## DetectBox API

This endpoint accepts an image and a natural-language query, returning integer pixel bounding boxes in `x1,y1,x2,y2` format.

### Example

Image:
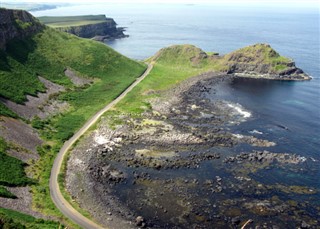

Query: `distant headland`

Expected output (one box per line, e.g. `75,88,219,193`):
37,15,128,42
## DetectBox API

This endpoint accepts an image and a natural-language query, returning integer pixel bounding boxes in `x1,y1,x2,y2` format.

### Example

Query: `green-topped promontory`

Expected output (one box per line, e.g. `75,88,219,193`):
38,15,128,41
150,44,311,80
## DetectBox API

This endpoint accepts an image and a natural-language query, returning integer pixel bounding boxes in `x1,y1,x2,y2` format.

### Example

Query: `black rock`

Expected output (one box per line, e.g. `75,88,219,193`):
231,217,241,225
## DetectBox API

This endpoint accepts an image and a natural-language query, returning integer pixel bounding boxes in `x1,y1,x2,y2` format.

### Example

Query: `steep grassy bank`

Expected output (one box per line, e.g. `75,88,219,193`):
0,9,146,227
0,137,32,190
17,28,145,220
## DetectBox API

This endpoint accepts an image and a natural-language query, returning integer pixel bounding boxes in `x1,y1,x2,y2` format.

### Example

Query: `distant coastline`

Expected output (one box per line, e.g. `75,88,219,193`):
0,2,67,12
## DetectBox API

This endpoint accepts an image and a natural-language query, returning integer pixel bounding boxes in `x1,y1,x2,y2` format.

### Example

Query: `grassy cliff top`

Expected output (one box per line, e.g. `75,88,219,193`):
151,44,207,63
37,15,113,28
151,43,295,73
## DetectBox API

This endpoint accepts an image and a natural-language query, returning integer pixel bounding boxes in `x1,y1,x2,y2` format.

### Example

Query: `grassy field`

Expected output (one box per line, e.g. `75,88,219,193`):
0,208,62,228
38,15,109,28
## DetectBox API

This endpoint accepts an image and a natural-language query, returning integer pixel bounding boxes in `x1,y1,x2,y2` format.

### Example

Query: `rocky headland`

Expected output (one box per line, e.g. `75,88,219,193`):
151,43,311,81
38,15,128,41
221,44,311,80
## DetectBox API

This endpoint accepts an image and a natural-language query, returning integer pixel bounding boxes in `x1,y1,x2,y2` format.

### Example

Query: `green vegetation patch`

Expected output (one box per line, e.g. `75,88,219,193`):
15,19,32,30
0,137,33,186
0,208,62,229
0,186,16,198
0,102,18,118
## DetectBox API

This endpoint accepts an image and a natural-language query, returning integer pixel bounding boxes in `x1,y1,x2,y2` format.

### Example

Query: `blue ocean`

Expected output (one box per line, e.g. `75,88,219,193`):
33,3,319,227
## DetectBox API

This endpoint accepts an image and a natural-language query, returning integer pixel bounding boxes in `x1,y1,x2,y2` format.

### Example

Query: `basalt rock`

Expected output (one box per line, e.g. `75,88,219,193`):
221,44,311,80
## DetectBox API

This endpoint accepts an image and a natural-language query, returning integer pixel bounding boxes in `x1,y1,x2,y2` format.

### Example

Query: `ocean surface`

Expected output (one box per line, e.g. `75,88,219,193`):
33,3,320,226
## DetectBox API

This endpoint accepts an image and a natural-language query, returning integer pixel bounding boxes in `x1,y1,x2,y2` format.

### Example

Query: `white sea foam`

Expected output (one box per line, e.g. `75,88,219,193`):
249,129,263,135
298,156,307,163
310,157,318,162
227,103,252,118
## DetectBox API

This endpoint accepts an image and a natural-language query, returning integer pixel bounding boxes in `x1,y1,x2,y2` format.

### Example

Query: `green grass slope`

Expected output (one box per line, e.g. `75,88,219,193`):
115,44,214,114
0,15,145,226
1,26,146,139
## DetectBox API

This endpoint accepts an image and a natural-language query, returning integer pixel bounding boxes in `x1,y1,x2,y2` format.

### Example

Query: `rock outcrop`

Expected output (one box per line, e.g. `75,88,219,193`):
221,44,311,80
0,9,44,50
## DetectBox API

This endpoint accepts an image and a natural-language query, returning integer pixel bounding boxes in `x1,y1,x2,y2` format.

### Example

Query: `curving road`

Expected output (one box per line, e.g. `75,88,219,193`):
50,64,153,229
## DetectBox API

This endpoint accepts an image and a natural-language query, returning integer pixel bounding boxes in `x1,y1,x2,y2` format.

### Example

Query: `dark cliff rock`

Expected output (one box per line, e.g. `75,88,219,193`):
55,17,128,41
220,44,310,80
0,9,44,50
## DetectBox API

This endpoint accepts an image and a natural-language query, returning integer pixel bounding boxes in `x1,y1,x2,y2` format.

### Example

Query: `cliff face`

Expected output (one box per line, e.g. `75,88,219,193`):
0,9,44,50
56,19,127,41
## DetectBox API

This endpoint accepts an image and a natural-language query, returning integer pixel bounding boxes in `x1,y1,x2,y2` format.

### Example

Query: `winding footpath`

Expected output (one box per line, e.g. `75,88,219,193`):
49,64,153,229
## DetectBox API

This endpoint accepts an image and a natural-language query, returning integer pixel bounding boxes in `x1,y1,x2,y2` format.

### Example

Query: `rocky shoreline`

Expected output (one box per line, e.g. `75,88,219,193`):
66,72,319,228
